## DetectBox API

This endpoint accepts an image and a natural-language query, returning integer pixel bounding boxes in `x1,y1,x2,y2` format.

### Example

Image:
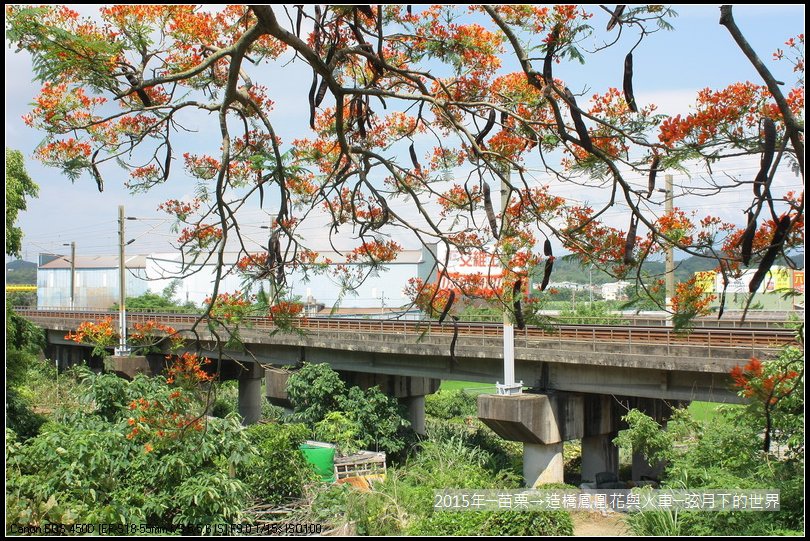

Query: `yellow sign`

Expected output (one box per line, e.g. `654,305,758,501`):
766,267,792,292
5,284,36,292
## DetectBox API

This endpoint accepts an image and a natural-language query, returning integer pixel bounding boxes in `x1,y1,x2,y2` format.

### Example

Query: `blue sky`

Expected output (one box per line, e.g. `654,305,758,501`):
5,5,805,263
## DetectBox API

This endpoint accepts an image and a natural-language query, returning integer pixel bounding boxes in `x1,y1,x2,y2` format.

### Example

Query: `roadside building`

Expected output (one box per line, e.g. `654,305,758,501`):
37,254,147,310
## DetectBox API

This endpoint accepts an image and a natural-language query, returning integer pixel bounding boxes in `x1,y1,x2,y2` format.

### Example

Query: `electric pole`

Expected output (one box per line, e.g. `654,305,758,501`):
115,205,130,356
70,241,75,310
63,241,75,309
497,167,522,396
665,174,675,325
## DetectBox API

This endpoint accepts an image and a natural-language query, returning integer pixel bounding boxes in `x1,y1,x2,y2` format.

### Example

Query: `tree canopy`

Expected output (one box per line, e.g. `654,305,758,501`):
6,148,39,258
5,5,804,332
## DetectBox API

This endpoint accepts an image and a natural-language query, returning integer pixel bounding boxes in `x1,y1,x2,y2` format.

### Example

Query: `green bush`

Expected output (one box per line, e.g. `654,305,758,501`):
286,363,412,456
6,373,256,528
411,510,574,536
314,411,361,455
286,363,346,424
341,386,412,456
5,388,46,439
425,389,477,419
211,397,236,418
619,375,804,537
244,422,313,504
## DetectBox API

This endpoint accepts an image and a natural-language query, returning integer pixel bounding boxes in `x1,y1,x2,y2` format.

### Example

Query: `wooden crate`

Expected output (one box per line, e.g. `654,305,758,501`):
334,451,386,481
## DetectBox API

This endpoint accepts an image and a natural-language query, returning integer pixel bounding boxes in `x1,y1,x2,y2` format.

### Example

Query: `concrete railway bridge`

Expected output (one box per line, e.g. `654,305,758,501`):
18,308,800,486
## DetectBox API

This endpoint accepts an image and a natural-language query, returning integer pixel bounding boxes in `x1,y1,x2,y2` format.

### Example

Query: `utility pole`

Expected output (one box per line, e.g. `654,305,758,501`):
497,167,522,396
665,174,675,325
70,241,75,310
115,205,130,356
63,241,75,309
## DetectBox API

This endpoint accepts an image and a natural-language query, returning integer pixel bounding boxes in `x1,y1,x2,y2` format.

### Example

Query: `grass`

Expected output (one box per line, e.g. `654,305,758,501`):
688,401,741,423
439,380,497,395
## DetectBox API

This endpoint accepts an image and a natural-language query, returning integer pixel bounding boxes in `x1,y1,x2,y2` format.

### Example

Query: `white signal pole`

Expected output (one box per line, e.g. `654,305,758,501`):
497,167,522,396
115,205,130,356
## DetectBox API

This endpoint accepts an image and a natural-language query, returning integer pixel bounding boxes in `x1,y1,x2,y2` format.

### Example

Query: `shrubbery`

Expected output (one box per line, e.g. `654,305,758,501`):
5,368,312,529
425,389,477,419
618,344,804,536
287,363,412,456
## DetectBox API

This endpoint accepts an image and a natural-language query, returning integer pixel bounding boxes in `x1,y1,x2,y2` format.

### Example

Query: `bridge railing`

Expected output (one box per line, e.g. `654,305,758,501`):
21,306,800,329
18,308,799,361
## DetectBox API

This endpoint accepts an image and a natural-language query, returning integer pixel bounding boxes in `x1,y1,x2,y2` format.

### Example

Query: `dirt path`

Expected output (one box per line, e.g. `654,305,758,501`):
571,511,629,537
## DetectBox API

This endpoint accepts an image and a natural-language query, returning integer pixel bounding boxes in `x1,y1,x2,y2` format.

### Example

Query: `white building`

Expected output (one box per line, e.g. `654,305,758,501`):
601,280,631,301
37,254,148,310
38,245,438,313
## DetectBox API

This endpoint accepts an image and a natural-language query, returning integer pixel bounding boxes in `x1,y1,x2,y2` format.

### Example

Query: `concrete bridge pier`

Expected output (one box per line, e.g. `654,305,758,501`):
402,395,426,435
580,394,620,483
478,393,584,487
626,398,680,481
237,363,265,425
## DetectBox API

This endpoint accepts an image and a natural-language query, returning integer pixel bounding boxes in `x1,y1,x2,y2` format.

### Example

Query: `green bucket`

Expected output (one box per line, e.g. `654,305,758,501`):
299,443,336,482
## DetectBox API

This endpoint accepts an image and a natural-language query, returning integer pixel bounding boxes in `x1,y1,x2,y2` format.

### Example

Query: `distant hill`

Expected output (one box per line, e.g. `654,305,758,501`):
6,260,37,284
532,253,803,286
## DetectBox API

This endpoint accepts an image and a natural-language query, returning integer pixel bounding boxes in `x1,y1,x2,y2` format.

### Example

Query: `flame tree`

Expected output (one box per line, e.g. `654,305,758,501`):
6,5,804,337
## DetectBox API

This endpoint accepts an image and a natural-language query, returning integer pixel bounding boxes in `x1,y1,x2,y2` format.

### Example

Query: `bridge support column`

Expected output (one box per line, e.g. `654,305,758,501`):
265,368,293,408
104,355,151,379
402,395,426,435
581,435,619,483
623,397,680,482
238,364,265,426
478,392,583,487
580,394,620,483
524,442,565,486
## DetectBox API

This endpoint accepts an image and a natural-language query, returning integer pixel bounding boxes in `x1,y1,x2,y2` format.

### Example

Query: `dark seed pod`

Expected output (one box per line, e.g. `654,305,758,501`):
267,230,279,270
482,182,499,238
740,211,756,266
761,117,776,171
754,117,776,198
540,257,554,292
647,156,660,197
748,214,792,293
438,290,455,324
409,143,421,171
513,279,525,330
163,139,172,182
314,77,329,107
295,7,303,37
606,5,626,31
91,149,103,192
544,239,553,257
406,5,412,16
308,72,318,129
475,108,496,148
501,109,508,126
564,87,592,152
543,25,559,84
623,52,638,113
623,214,638,265
356,99,367,138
